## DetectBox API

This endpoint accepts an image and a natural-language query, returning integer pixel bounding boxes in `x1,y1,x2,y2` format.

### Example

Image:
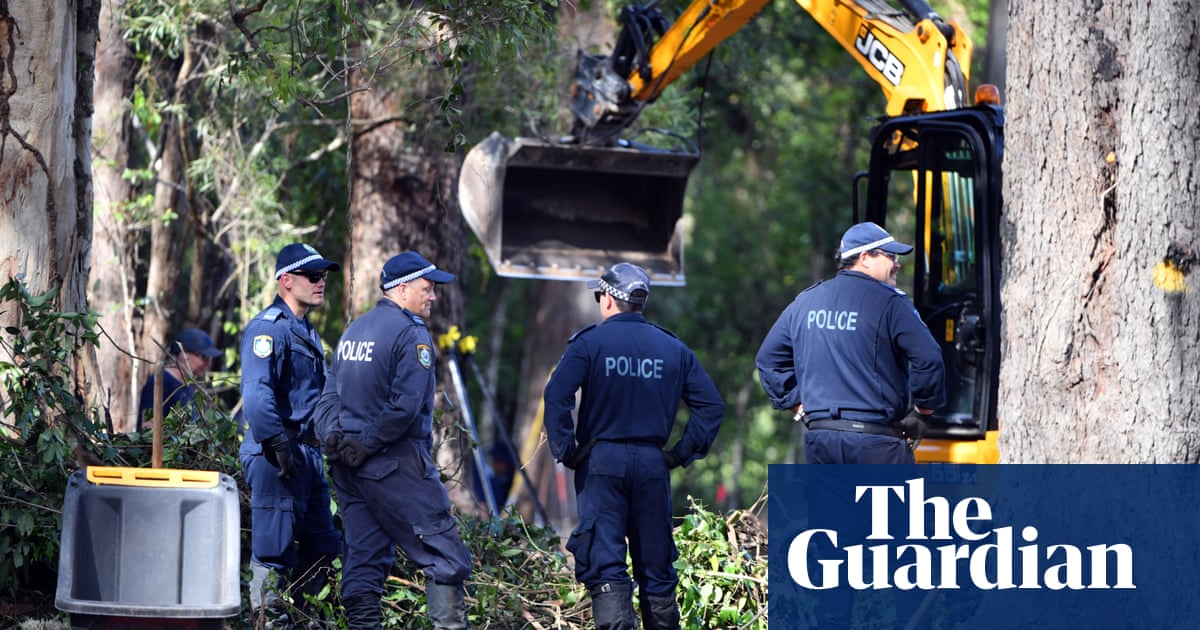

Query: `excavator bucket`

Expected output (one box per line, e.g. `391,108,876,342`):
458,132,700,285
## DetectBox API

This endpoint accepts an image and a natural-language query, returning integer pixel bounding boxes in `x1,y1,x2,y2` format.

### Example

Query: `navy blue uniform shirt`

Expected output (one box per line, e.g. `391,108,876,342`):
543,312,724,467
755,270,945,421
137,370,196,429
319,299,437,454
240,296,328,443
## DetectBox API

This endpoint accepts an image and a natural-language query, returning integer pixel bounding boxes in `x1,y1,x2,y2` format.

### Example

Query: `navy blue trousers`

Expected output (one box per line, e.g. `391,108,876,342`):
567,441,677,597
331,439,473,600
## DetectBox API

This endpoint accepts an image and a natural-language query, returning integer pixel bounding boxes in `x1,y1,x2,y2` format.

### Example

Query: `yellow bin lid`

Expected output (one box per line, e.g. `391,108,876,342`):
86,466,221,489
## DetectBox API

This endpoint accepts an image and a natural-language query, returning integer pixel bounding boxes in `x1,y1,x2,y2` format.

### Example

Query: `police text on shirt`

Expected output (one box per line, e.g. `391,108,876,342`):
604,356,664,379
807,309,858,331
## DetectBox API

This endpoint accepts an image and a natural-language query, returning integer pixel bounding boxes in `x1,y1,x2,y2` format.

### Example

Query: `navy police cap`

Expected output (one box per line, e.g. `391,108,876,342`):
838,222,914,260
588,262,650,305
275,243,341,279
381,251,455,290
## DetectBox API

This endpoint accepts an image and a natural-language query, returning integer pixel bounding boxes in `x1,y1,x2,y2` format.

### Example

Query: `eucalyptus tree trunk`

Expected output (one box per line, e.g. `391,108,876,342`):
88,0,139,430
139,49,198,401
0,0,100,456
0,0,95,312
1000,0,1200,462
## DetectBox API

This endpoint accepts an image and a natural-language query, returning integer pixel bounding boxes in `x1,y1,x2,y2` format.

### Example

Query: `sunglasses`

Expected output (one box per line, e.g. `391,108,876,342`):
291,270,328,283
871,250,898,262
594,291,605,303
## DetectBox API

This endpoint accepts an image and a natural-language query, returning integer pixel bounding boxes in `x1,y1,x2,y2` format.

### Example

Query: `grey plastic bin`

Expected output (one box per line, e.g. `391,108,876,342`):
54,467,241,624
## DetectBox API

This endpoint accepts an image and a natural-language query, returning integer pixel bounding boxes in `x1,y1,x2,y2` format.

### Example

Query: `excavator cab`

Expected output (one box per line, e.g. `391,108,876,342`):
862,104,1005,464
458,132,698,284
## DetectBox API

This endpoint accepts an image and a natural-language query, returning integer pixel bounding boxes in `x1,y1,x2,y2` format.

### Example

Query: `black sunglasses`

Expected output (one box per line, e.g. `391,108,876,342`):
594,291,604,303
291,270,328,283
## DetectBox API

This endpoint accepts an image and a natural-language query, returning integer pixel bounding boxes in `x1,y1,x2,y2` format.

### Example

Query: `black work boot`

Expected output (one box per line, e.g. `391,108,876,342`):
342,593,383,630
291,555,336,628
426,581,470,629
590,583,637,630
640,593,680,630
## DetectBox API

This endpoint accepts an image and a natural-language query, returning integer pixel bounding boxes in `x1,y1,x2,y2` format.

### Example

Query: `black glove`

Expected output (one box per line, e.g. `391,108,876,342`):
323,432,344,465
263,433,297,479
337,437,368,468
562,439,597,470
663,450,683,470
898,410,928,442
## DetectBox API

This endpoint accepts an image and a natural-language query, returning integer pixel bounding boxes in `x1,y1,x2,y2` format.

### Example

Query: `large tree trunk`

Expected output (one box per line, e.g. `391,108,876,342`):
0,1,99,447
139,49,198,403
88,0,138,430
0,1,95,310
1000,0,1200,462
508,283,595,528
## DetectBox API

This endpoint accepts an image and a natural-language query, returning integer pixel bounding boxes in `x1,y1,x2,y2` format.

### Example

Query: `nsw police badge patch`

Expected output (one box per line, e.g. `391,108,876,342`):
253,335,273,358
416,344,433,369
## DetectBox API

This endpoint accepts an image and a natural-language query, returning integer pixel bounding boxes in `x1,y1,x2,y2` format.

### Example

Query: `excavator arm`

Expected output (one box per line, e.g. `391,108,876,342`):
458,0,974,283
571,0,971,145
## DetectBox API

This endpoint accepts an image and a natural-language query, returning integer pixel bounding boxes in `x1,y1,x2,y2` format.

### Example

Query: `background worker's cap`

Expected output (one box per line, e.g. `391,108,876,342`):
588,262,650,305
175,328,222,358
381,251,455,290
275,243,341,279
838,221,914,259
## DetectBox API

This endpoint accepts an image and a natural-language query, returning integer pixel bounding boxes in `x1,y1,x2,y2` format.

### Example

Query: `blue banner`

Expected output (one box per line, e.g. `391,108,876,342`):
767,465,1200,629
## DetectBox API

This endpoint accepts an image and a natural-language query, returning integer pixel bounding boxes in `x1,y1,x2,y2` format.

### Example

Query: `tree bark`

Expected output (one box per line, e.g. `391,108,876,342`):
88,0,138,429
1,0,99,451
139,45,197,398
1000,0,1200,462
0,1,94,311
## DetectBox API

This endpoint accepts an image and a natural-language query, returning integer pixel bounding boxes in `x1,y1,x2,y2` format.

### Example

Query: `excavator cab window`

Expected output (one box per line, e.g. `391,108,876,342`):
864,109,1003,450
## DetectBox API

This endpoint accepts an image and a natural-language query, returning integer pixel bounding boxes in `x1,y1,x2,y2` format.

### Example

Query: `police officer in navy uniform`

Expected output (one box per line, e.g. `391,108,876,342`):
315,251,472,630
239,242,343,626
543,262,725,630
755,221,945,464
755,222,944,629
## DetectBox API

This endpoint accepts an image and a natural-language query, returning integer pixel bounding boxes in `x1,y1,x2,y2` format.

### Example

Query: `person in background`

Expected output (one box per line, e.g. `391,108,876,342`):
315,251,472,630
238,242,343,627
137,327,222,429
542,262,725,630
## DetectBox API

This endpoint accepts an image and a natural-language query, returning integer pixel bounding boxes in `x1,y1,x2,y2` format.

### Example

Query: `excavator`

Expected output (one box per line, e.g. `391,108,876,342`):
457,0,1003,465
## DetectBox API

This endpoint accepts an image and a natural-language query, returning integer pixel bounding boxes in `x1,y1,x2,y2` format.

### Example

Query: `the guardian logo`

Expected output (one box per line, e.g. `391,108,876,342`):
786,478,1135,591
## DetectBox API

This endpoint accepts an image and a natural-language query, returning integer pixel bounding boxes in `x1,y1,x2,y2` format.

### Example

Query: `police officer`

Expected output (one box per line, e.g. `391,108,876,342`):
543,262,725,630
315,251,472,630
755,222,945,627
239,242,342,625
756,222,945,463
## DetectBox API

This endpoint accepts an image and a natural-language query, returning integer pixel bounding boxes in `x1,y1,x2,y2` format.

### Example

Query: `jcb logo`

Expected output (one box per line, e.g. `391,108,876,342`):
855,26,905,86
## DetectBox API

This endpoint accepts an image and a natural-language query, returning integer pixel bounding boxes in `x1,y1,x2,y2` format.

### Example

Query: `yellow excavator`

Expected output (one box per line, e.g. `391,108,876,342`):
458,0,1003,464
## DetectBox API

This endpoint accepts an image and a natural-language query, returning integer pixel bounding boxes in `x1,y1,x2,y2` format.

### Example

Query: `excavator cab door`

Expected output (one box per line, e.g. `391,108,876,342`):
863,107,1004,463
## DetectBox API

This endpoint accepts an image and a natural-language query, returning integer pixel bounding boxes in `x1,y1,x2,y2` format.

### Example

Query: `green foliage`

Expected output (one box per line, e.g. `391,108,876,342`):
0,275,242,600
0,277,107,595
673,497,769,629
263,498,769,629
